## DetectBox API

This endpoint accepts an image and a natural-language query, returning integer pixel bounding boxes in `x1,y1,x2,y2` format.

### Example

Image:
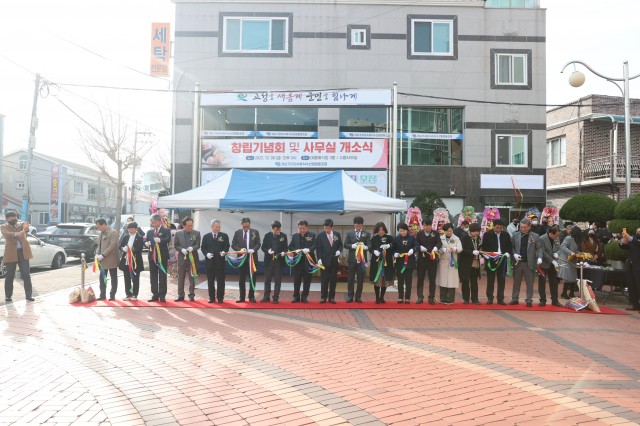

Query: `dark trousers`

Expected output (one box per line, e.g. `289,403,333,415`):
416,259,438,300
396,265,413,300
539,266,559,303
486,268,506,302
320,259,338,300
99,268,118,299
293,265,312,298
123,269,140,297
628,266,640,308
347,260,366,299
4,249,33,299
177,258,196,298
238,260,255,301
206,259,226,302
461,267,480,302
263,261,282,300
149,259,168,299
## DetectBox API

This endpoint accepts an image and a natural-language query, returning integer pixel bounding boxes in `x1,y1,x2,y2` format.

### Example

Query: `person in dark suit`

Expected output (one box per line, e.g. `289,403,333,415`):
458,223,482,304
416,218,443,304
119,221,145,301
511,218,543,307
316,219,343,304
288,220,316,303
538,226,562,307
174,216,201,302
231,217,261,303
453,220,470,240
393,222,419,303
201,219,230,303
369,222,395,304
145,214,172,302
261,220,288,304
620,227,640,311
480,219,512,305
343,216,371,303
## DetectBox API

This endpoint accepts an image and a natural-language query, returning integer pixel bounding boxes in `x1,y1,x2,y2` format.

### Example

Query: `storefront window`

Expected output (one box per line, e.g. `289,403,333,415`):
339,107,388,135
256,107,318,134
202,107,255,133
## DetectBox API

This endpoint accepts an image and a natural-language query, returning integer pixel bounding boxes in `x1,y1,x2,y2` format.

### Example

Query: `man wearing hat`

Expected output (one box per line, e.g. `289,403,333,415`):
316,219,343,304
231,217,261,303
260,220,288,304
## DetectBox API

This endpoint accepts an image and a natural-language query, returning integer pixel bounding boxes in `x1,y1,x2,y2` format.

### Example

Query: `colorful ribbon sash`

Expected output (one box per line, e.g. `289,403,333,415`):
373,248,388,282
187,251,198,284
480,251,512,277
224,250,257,291
93,257,108,284
395,252,410,274
152,241,167,275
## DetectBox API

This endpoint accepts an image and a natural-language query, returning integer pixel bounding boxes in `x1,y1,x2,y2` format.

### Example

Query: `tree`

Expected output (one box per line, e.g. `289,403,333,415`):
77,108,137,232
608,193,640,233
559,194,616,224
410,189,446,219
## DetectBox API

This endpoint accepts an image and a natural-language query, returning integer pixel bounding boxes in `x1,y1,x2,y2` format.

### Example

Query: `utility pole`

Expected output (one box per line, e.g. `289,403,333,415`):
130,125,153,214
0,115,4,212
22,73,41,222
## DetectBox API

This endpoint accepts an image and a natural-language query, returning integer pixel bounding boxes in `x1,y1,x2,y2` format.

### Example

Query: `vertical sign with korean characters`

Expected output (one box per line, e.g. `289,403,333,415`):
50,164,60,225
150,23,170,77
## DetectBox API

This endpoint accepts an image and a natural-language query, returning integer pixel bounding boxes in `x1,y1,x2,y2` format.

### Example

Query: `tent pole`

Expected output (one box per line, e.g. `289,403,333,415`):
391,82,398,232
191,82,201,190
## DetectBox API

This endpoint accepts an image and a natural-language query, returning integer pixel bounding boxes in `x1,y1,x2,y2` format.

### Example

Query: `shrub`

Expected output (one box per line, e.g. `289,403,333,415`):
559,194,616,224
613,193,640,220
604,241,629,262
607,219,640,234
410,190,446,219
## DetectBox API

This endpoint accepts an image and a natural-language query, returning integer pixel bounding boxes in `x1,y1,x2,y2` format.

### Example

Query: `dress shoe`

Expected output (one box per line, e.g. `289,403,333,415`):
175,297,185,302
272,299,279,304
509,300,519,305
188,296,195,302
346,297,353,303
538,302,546,307
560,293,569,300
301,296,308,304
355,298,363,303
404,299,410,304
291,297,300,303
551,300,563,307
159,298,166,302
625,306,640,311
486,299,493,305
236,299,245,303
148,297,159,302
260,298,270,303
472,300,481,305
208,299,215,303
497,301,507,306
97,297,106,301
320,298,327,304
26,297,35,302
463,300,469,304
398,300,404,304
108,297,115,301
329,298,336,304
526,301,533,308
428,298,435,305
375,299,381,304
249,298,257,303
416,297,424,304
5,298,12,302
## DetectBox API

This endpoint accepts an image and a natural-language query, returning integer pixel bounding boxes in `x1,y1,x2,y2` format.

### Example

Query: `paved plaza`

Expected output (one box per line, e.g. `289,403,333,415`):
1,271,640,425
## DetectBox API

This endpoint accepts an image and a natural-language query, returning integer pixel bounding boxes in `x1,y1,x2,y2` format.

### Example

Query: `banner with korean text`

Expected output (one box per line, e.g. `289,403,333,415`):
150,23,170,77
201,139,388,169
49,164,61,225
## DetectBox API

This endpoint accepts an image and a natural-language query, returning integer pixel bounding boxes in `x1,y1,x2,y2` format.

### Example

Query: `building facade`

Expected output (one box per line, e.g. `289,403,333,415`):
172,0,546,220
2,150,118,228
546,95,640,208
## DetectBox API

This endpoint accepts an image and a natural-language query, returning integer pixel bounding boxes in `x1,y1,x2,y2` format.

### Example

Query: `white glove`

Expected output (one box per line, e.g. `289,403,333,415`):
537,258,543,265
351,243,358,249
248,249,254,254
363,246,368,251
268,248,274,254
302,248,310,254
513,254,522,261
145,242,151,248
206,253,213,259
187,247,193,252
220,251,226,256
441,247,447,253
280,252,285,257
373,250,380,257
553,253,559,259
504,253,510,258
335,250,340,257
317,259,323,266
583,262,591,267
382,244,390,250
394,252,400,258
420,246,427,252
154,237,161,243
181,248,188,255
122,247,128,253
408,249,414,256
497,251,502,255
473,250,479,256
552,260,559,268
97,255,104,261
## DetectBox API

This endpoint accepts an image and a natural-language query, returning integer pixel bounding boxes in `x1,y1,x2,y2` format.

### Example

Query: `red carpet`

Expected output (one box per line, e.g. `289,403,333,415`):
71,299,626,314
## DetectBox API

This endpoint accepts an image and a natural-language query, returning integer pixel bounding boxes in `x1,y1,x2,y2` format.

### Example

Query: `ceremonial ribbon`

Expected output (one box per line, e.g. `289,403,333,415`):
305,252,324,273
429,250,439,261
93,257,108,284
248,252,257,291
224,250,257,291
536,265,546,278
396,253,410,274
373,248,387,282
449,251,458,269
284,250,303,267
153,241,167,275
355,243,367,266
187,252,198,281
480,251,511,277
127,246,137,277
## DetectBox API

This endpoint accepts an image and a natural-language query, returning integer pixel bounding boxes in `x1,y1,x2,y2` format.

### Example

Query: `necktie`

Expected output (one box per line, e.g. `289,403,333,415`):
244,230,249,248
329,233,333,246
155,228,158,238
357,231,361,239
496,232,501,252
213,233,217,240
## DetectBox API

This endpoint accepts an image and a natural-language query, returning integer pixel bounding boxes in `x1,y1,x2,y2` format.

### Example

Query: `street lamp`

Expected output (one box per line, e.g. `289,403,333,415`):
561,60,640,198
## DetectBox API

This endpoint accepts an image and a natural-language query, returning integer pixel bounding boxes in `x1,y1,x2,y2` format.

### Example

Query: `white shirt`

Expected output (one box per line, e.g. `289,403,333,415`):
127,234,135,248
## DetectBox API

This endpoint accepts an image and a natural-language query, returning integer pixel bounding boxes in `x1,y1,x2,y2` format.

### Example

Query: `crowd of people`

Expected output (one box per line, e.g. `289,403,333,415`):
2,211,639,311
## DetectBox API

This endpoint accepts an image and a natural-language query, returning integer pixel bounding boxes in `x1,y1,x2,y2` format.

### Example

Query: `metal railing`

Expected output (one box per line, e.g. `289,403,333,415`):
584,154,640,180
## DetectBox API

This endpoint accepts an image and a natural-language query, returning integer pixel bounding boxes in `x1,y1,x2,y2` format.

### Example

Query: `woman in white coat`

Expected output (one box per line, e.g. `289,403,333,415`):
437,223,463,304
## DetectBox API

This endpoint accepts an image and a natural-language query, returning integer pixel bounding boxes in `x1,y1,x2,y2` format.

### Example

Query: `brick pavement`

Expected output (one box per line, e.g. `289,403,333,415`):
1,273,640,425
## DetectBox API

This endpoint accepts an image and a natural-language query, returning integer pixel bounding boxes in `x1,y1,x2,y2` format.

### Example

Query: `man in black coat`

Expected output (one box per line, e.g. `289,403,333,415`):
119,221,145,301
260,220,288,304
416,218,442,304
288,219,316,303
480,219,512,305
343,216,371,303
316,219,343,304
538,226,562,307
145,214,172,302
231,217,261,303
201,219,230,303
620,227,640,311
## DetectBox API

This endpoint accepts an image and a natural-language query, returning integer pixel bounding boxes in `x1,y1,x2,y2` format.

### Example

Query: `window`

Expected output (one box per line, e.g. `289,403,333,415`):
408,15,457,59
74,181,83,194
257,107,318,135
88,185,97,201
221,14,291,56
38,212,50,225
339,107,388,135
19,155,28,170
347,25,370,50
352,30,366,45
491,49,532,90
496,134,527,167
547,137,566,167
16,182,25,190
485,0,540,8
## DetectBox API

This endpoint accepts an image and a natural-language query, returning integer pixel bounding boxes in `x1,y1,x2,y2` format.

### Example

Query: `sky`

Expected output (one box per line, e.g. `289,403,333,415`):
1,0,640,179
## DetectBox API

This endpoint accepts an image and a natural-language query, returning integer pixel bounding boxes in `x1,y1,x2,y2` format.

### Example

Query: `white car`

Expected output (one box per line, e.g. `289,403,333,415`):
0,235,67,278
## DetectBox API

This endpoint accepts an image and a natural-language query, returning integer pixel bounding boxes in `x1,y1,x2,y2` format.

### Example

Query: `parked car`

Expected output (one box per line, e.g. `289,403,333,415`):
47,223,100,259
0,235,67,278
36,225,57,240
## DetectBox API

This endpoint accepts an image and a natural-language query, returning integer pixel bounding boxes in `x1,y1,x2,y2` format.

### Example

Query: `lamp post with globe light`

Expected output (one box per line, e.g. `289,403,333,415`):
561,60,640,198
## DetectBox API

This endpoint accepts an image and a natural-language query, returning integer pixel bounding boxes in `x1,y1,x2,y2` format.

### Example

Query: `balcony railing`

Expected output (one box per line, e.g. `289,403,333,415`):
583,155,640,180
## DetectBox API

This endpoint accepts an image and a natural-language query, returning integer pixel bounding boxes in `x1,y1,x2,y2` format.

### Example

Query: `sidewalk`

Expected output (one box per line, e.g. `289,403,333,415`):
1,273,639,425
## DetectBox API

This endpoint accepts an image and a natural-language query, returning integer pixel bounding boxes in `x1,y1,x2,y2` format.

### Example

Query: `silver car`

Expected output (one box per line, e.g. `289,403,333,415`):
0,235,67,278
